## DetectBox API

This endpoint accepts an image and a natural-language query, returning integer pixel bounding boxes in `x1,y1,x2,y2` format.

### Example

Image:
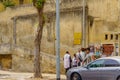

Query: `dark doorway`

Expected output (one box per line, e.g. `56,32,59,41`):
0,54,12,70
19,0,24,5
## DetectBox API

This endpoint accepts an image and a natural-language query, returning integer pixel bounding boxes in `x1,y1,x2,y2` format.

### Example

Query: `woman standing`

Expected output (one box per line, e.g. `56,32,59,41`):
72,54,77,67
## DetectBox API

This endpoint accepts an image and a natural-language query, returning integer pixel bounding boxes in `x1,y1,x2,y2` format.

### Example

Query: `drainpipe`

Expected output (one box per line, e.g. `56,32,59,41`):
13,18,16,45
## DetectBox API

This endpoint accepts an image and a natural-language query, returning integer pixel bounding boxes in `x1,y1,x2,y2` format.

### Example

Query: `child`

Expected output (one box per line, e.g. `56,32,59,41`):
72,54,77,67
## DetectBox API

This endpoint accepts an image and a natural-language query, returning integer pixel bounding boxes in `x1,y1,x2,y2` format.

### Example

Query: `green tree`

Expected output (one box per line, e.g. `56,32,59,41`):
32,0,45,78
3,0,15,8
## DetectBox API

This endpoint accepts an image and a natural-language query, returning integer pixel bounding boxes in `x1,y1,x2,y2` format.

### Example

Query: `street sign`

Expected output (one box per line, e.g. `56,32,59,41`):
74,33,81,45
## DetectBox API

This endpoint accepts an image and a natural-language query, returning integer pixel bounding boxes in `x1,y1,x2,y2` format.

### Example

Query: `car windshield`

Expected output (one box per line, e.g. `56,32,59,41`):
82,59,105,68
83,58,120,68
88,59,104,68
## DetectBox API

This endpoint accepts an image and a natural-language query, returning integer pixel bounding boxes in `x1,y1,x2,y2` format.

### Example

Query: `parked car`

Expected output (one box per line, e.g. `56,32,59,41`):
67,56,120,80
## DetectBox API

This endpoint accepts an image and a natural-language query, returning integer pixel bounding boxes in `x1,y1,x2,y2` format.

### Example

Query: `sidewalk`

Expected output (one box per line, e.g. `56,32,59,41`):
0,70,66,80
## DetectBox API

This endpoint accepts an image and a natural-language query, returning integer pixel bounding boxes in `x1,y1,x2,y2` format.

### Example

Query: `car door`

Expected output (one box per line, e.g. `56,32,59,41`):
81,59,104,80
100,59,120,80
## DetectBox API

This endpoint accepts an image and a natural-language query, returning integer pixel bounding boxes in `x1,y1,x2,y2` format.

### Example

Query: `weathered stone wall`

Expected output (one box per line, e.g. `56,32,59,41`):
88,0,119,21
12,47,34,72
0,21,13,44
14,9,83,56
16,17,36,49
0,0,120,72
60,11,82,46
0,3,84,72
87,0,120,47
0,43,64,73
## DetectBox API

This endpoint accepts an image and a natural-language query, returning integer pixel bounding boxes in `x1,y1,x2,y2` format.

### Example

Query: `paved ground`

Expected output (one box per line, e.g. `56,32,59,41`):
0,70,66,80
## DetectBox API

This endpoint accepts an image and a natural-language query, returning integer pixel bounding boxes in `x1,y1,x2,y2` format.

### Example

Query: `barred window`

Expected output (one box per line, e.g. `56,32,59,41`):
105,34,108,40
110,34,113,40
115,34,118,40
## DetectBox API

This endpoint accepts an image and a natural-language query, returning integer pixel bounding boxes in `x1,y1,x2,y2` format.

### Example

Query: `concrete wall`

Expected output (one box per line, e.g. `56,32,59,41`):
0,0,120,72
0,21,13,44
0,43,64,73
88,0,119,21
0,4,83,72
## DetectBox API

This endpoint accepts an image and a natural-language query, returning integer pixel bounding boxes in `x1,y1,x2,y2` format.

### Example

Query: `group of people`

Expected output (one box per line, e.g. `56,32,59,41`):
63,48,92,73
63,45,115,73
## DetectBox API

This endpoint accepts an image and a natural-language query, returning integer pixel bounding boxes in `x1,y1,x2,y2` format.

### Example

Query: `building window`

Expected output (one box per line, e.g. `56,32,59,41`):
115,34,118,40
110,34,113,40
105,34,108,40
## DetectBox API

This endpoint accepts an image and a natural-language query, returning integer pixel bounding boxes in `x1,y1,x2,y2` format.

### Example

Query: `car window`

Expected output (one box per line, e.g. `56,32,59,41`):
88,59,104,68
104,59,120,67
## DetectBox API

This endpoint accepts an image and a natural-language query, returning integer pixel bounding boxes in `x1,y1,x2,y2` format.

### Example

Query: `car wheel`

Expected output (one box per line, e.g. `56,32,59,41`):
117,76,120,80
71,73,81,80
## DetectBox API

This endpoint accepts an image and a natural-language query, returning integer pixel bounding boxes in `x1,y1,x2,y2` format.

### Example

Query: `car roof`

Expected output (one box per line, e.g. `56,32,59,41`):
99,56,120,59
98,56,120,62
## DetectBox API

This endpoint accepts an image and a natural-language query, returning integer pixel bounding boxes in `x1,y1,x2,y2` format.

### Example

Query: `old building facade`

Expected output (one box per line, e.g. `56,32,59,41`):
87,0,120,56
0,0,120,72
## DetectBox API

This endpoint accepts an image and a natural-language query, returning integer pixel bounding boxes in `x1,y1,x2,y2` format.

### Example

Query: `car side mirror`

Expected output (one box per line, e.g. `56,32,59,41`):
86,66,89,69
84,65,89,69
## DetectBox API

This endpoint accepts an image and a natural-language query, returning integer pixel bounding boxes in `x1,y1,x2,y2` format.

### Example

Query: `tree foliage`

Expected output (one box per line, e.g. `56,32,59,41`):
33,0,45,8
3,0,15,8
35,0,45,8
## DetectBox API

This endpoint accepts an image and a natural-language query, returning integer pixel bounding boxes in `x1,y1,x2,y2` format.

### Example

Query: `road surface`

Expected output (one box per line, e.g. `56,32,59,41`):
0,70,66,80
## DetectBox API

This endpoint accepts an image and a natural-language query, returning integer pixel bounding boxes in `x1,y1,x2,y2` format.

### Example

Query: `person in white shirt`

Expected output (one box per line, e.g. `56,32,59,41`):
72,54,77,67
80,48,85,66
80,48,85,61
76,48,85,66
63,51,72,73
76,49,83,66
82,48,91,65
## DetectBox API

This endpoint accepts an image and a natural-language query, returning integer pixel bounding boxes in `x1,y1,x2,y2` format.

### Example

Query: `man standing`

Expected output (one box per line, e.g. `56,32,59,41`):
82,48,91,65
80,48,85,61
63,51,72,73
76,49,83,66
72,53,77,67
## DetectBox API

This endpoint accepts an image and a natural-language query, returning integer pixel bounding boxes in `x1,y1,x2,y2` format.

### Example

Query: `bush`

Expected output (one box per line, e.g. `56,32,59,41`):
3,0,15,8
